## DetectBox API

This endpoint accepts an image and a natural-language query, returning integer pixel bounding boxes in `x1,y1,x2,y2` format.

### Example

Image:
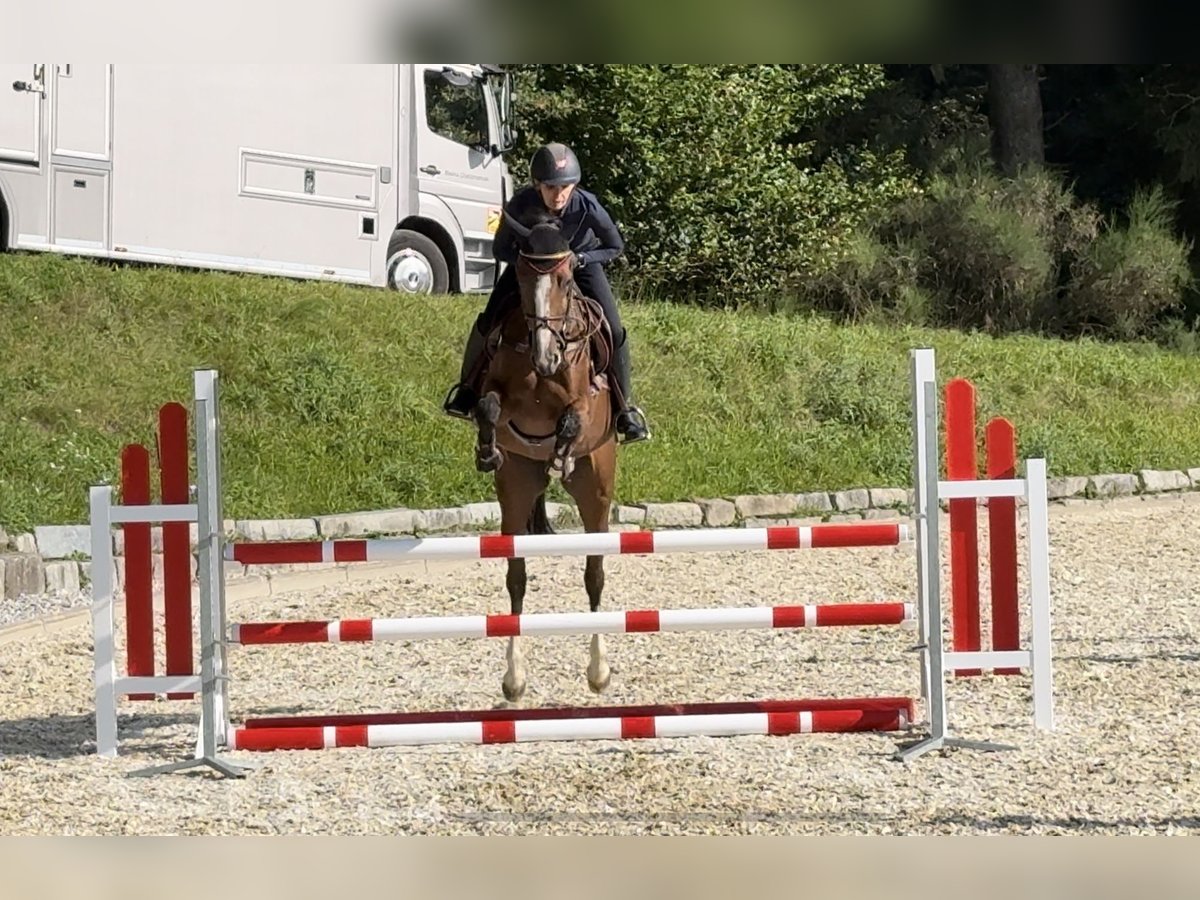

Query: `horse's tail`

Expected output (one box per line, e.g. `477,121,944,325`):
526,492,555,535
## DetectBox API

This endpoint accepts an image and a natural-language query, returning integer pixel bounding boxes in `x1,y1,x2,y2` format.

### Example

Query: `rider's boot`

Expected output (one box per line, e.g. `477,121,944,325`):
610,328,650,444
443,321,489,420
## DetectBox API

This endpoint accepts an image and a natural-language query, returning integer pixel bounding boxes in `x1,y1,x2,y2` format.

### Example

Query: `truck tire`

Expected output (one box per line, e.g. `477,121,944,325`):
386,229,450,295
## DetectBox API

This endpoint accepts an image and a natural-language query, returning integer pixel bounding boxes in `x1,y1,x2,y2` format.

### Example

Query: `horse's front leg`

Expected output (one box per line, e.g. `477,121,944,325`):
502,557,528,702
475,390,504,472
585,554,610,693
495,458,548,705
549,405,582,481
563,448,617,695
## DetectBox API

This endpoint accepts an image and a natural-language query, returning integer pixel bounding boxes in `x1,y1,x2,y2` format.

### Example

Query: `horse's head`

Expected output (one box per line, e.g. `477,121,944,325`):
504,208,580,377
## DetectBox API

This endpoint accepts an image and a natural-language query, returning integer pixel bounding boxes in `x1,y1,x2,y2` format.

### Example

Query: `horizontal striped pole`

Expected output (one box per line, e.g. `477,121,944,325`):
230,702,912,751
241,696,915,730
230,602,916,645
225,522,911,565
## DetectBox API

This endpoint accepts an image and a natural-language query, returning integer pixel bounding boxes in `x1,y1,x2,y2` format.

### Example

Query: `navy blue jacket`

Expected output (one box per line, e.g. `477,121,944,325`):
493,185,624,268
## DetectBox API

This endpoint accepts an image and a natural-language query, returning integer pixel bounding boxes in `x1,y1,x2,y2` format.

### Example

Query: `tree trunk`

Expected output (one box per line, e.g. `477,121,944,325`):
988,64,1045,175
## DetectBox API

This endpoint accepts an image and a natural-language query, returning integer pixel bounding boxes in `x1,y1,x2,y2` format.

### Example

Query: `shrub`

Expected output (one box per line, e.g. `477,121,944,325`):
800,231,927,325
795,160,1104,334
890,165,1100,331
1065,186,1194,339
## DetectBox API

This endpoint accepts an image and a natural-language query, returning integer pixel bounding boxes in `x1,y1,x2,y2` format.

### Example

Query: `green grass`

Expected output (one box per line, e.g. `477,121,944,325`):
4,252,1200,531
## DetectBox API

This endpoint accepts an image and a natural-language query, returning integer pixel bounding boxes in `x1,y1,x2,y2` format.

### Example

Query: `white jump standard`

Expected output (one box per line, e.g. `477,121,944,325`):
87,348,1054,775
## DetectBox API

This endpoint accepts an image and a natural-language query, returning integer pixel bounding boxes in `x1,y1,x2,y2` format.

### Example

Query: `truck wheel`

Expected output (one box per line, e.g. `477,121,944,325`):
386,229,450,295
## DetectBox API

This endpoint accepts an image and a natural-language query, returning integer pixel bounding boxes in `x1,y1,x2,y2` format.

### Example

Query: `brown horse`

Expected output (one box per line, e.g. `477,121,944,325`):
472,208,619,703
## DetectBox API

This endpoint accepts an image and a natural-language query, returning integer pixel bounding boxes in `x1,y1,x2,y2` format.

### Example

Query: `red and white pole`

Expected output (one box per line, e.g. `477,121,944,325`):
231,602,915,645
225,522,910,565
231,702,912,751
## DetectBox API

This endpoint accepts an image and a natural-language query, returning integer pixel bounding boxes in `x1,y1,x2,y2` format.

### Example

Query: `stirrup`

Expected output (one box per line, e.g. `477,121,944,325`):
615,406,651,444
443,384,477,420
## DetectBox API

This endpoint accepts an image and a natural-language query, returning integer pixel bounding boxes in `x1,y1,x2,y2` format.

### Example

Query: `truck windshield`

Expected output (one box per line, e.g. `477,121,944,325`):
424,69,489,151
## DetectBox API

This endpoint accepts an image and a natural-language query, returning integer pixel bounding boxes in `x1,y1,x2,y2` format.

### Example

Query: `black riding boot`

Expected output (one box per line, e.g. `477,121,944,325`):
611,329,650,444
443,322,489,419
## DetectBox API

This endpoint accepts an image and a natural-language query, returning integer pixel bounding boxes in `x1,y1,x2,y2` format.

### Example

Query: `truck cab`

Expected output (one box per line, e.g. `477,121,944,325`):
391,63,516,295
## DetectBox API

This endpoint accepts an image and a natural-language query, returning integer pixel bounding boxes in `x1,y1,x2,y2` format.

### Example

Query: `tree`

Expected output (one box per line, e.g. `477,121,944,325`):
987,64,1045,175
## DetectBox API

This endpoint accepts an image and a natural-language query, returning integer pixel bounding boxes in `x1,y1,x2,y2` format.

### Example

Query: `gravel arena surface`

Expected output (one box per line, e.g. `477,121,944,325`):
1,496,1198,835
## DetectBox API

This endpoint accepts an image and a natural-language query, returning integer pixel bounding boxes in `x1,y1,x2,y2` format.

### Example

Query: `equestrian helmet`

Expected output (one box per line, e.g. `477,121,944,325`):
530,143,582,186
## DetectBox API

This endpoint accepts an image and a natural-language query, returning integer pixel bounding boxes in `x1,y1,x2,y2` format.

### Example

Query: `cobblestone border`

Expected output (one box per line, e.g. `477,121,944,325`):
2,466,1198,602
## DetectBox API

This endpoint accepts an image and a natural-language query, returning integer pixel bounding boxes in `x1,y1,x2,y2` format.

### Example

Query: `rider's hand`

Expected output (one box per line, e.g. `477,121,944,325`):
574,253,589,269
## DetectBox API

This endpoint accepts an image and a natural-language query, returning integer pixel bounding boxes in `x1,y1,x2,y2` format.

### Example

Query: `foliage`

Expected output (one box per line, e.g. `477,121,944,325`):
1039,64,1200,321
502,64,1200,341
795,157,1193,339
805,64,993,176
510,65,920,306
1066,186,1194,339
800,162,1090,329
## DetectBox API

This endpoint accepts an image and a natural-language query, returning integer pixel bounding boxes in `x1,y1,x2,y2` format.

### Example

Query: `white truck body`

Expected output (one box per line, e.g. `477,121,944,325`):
0,63,515,294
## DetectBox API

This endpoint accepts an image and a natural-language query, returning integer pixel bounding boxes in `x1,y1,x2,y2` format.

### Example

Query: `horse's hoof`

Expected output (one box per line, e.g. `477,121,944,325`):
502,680,526,702
476,448,503,472
548,456,575,482
587,666,612,694
502,669,527,702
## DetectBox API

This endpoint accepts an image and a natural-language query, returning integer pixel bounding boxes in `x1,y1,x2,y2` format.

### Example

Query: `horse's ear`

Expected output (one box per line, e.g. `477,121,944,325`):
503,209,532,239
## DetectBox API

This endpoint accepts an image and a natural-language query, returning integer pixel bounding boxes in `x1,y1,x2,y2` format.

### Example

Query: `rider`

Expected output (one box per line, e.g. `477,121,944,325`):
442,142,651,444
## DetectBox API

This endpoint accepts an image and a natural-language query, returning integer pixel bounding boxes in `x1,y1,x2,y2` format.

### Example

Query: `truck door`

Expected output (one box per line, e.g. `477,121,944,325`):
49,64,112,250
414,65,504,290
1,63,45,164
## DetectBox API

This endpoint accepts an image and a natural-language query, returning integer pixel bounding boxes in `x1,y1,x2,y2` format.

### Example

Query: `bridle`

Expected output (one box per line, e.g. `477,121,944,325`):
518,248,572,275
516,249,600,366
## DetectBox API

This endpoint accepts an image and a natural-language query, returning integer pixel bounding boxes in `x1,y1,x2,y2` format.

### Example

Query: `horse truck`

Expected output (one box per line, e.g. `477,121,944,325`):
0,63,516,295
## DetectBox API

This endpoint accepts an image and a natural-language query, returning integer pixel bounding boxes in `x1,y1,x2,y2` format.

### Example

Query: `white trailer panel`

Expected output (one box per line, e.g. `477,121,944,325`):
0,63,514,295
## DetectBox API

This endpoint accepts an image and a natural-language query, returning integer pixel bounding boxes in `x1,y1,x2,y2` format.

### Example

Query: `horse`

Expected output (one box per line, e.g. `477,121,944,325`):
471,207,620,704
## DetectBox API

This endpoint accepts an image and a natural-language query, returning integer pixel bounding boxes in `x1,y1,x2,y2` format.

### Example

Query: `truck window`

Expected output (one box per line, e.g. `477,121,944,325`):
424,69,488,150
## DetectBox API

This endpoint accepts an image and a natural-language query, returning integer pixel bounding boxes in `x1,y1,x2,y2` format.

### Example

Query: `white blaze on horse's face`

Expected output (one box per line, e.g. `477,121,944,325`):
532,273,562,376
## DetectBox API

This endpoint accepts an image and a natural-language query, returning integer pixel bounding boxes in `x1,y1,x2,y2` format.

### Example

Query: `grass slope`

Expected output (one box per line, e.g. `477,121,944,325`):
3,253,1200,530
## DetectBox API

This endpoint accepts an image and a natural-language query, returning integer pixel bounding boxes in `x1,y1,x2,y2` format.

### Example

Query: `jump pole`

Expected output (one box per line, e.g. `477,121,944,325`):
229,602,917,645
223,522,910,565
230,705,913,752
234,697,914,749
241,696,916,730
